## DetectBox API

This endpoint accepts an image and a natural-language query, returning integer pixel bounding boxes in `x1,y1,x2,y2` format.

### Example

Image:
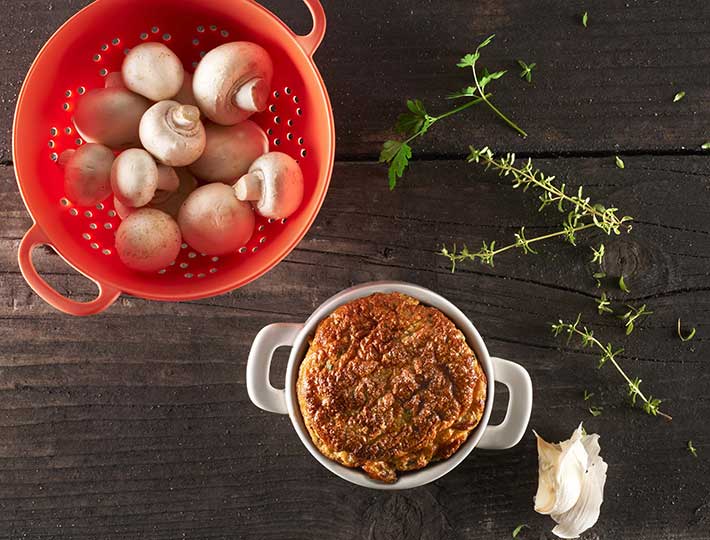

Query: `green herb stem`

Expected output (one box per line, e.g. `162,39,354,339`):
471,68,528,138
553,317,672,421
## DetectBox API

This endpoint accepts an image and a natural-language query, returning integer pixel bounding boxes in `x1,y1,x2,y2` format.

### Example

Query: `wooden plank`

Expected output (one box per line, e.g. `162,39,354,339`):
1,155,709,539
1,0,709,163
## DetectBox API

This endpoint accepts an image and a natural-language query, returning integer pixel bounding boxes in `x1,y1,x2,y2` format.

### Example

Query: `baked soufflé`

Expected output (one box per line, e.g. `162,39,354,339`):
297,292,487,483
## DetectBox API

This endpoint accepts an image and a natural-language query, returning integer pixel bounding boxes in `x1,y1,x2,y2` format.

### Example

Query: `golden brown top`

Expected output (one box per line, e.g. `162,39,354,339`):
297,292,487,483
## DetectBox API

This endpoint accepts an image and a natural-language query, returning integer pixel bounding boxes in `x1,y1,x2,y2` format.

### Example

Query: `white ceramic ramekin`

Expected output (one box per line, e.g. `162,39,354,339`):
247,281,533,490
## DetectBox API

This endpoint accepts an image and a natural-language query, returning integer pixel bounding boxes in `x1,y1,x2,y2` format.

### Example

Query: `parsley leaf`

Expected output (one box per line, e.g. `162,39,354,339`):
395,99,430,137
702,142,710,150
615,155,625,169
673,91,686,103
380,140,413,191
582,11,589,27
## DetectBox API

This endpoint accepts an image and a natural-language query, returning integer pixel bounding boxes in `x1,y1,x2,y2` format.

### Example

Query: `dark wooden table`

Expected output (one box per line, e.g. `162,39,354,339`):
2,1,710,538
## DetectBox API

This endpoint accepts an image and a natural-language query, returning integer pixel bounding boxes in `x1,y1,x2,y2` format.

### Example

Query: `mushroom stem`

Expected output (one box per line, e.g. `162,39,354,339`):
234,170,265,201
234,78,269,112
170,105,201,131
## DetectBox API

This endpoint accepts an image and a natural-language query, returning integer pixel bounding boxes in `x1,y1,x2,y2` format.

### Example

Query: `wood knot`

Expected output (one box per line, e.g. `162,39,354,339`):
362,491,451,540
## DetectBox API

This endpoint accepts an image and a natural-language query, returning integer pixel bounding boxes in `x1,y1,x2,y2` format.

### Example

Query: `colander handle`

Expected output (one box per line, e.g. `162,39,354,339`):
18,224,121,317
294,0,327,56
247,322,304,414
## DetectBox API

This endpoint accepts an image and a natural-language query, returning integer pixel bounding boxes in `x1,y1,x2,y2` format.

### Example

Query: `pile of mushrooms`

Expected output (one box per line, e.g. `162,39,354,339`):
59,39,305,272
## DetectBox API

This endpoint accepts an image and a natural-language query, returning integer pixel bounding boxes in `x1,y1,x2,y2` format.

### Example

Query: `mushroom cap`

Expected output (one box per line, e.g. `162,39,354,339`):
173,71,198,106
235,151,304,219
193,41,274,125
122,42,185,101
113,195,135,220
188,120,268,183
104,72,126,89
115,208,182,272
73,87,151,150
110,148,159,208
177,183,255,255
150,168,198,219
140,101,207,167
63,143,115,206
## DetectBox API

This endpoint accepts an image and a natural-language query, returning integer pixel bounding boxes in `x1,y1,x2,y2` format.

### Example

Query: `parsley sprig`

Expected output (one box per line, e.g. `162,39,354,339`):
456,35,528,138
552,314,672,421
441,148,632,268
380,35,524,190
379,95,489,190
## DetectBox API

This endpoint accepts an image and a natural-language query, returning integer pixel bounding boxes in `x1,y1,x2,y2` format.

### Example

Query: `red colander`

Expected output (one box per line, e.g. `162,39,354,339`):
14,0,334,316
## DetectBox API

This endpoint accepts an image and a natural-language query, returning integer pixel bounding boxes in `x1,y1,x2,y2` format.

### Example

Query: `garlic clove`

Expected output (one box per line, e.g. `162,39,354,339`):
535,424,607,539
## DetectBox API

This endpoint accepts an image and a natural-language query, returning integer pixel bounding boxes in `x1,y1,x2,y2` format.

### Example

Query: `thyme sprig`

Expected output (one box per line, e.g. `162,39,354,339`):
552,315,672,421
620,304,653,335
441,148,632,268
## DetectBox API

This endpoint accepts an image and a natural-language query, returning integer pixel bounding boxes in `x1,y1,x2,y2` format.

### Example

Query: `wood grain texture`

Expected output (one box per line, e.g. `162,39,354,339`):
2,154,710,539
1,0,710,539
1,0,709,162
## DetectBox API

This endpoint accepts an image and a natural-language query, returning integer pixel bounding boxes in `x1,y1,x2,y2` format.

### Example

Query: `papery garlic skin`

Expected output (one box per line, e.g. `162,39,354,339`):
534,424,607,539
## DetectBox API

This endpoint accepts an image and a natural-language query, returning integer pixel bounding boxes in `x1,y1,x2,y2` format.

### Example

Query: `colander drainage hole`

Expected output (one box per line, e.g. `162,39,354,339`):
82,233,91,240
89,223,97,230
50,127,58,136
70,209,79,216
60,198,69,206
239,247,247,254
284,87,292,95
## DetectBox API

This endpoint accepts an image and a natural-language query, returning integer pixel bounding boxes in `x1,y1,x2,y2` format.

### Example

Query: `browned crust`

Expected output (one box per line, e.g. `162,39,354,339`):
297,292,487,483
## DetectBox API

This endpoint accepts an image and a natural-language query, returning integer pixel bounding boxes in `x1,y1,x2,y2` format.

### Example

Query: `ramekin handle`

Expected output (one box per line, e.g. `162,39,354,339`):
247,323,304,414
478,357,533,450
294,0,327,56
18,224,121,316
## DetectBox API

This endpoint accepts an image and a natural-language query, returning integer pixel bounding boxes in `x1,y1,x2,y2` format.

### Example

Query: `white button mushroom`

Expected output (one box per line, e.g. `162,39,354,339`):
73,87,151,150
113,196,135,220
61,143,115,206
155,165,180,195
139,100,207,167
110,148,159,208
188,120,268,184
115,208,182,272
104,72,126,89
234,152,304,219
177,183,255,256
193,41,274,125
150,168,198,219
122,42,185,102
173,71,198,106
